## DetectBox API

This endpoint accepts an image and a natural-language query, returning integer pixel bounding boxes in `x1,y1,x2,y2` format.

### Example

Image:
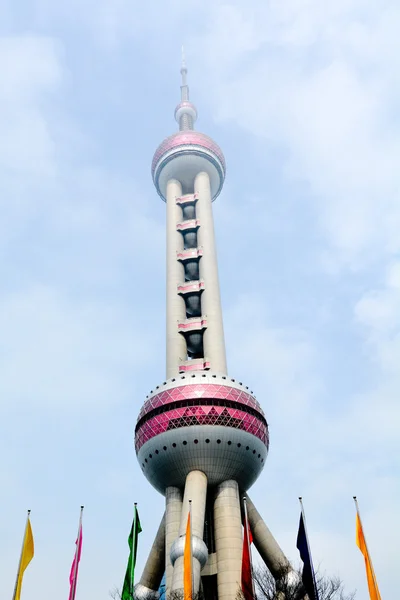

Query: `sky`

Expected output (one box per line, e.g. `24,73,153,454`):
0,0,399,598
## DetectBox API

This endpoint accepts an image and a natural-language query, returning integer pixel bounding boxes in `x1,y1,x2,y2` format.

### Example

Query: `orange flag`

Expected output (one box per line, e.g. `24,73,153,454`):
183,511,192,600
356,512,381,600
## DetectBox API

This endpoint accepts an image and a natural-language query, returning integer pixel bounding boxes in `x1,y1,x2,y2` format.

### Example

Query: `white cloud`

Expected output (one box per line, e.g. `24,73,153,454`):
191,1,400,266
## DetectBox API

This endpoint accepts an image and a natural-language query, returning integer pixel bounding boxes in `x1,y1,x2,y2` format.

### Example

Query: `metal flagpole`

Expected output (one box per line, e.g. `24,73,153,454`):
298,497,318,597
130,503,138,599
243,497,255,599
353,496,380,592
70,506,84,600
12,510,31,600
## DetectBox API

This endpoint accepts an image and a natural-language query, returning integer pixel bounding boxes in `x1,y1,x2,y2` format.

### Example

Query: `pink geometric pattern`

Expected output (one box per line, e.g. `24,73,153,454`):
138,384,263,421
135,404,268,451
151,131,226,176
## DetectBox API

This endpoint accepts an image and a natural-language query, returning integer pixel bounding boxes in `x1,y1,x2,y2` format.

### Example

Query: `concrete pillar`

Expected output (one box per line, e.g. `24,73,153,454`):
137,513,166,592
171,470,208,594
243,493,291,578
166,178,187,378
214,480,242,600
165,487,183,596
194,171,227,374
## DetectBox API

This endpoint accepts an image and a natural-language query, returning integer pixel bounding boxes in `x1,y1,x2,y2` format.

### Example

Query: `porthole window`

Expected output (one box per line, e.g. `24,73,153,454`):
227,441,232,445
173,443,177,448
206,439,210,444
253,450,256,454
237,443,241,448
155,450,159,454
217,439,221,444
163,446,167,451
183,441,187,445
145,459,148,463
258,454,260,458
194,439,199,444
149,454,152,458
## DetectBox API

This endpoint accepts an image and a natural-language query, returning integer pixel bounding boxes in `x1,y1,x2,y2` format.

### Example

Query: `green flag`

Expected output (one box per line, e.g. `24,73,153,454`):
122,505,142,600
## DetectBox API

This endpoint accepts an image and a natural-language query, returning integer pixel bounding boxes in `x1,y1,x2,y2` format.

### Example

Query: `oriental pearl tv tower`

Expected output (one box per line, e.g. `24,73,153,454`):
134,54,299,600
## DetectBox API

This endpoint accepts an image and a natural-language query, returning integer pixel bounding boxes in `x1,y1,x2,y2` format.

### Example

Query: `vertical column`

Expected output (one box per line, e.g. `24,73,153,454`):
195,171,227,374
171,470,208,594
166,178,187,378
214,480,242,600
242,493,293,579
165,487,183,596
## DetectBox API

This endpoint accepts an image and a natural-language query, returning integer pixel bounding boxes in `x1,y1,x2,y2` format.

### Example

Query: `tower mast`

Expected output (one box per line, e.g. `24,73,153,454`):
133,54,301,600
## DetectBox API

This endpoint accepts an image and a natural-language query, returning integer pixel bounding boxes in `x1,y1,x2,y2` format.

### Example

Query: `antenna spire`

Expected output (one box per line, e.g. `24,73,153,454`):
180,45,188,99
175,47,197,131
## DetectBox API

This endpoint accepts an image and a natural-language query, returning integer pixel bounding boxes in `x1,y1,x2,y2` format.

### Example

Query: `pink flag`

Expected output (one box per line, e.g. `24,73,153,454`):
69,509,83,600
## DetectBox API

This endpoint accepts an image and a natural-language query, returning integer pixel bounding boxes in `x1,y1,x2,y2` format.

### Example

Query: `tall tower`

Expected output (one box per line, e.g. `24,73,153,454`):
134,55,300,600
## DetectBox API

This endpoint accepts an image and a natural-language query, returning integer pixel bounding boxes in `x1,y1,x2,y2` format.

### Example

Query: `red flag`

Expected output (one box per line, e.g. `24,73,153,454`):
69,511,83,600
241,510,254,600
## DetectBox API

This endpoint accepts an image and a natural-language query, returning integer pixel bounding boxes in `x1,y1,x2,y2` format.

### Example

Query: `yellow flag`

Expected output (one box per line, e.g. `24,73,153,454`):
14,517,34,600
183,512,192,600
356,513,381,600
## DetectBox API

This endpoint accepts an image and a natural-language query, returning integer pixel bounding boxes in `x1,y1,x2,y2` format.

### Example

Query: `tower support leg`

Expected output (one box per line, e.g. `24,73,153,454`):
214,480,242,600
171,470,208,595
242,493,305,599
135,513,166,599
166,486,183,597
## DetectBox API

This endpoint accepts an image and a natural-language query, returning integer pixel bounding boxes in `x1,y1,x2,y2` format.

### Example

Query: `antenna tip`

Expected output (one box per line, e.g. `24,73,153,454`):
134,502,138,506
81,505,84,509
181,46,187,71
299,496,302,500
353,496,357,500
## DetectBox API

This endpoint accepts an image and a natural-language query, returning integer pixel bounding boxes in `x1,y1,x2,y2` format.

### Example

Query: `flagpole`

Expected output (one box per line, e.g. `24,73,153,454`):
70,506,84,600
353,496,379,591
298,497,318,594
243,497,255,599
130,503,138,599
12,510,31,600
188,500,193,600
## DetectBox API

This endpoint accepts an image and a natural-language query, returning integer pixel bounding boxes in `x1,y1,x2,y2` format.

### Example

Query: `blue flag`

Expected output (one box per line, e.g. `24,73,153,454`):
296,513,319,600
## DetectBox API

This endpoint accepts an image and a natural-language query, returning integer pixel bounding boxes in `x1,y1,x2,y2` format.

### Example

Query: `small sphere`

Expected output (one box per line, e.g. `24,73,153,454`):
174,101,198,124
152,131,226,201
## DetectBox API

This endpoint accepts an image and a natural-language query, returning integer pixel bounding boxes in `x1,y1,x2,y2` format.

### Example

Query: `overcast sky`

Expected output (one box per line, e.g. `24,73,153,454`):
1,1,399,599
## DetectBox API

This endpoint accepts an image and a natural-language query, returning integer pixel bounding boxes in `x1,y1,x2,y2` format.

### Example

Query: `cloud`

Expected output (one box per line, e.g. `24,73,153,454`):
191,1,400,267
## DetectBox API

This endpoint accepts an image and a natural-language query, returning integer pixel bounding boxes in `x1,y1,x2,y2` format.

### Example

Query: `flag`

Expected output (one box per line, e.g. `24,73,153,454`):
122,505,142,600
296,513,319,600
183,511,192,600
69,509,83,600
13,514,34,600
241,506,254,600
356,512,381,600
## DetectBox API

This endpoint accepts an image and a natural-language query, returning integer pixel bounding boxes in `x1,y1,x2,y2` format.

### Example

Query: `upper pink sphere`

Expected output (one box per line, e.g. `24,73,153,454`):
152,131,226,201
